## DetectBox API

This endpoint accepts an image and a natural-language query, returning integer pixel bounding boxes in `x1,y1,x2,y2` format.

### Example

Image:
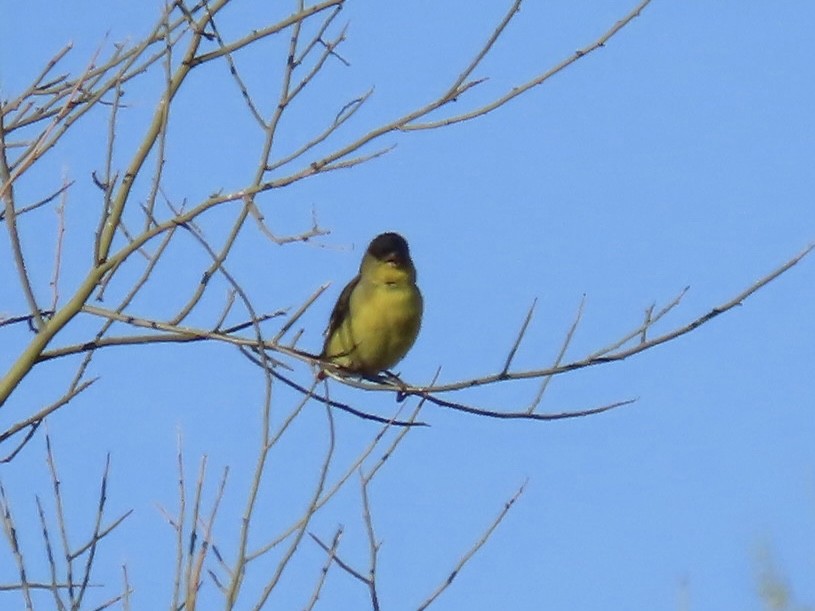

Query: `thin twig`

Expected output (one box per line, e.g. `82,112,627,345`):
121,564,132,611
309,532,368,584
251,402,336,610
444,0,522,99
0,379,98,452
0,483,35,610
588,286,689,359
249,395,424,560
169,431,186,611
1,180,75,221
189,0,346,67
404,0,653,130
303,527,343,611
35,496,66,611
501,298,537,375
359,472,381,611
266,89,373,173
184,455,208,609
45,433,75,606
49,175,68,311
417,481,527,610
405,244,815,395
1,108,44,330
527,295,585,413
273,283,330,343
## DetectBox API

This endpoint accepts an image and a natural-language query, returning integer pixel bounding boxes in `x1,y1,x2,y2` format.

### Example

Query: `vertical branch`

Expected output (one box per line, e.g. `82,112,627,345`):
359,472,381,611
142,6,174,231
182,460,229,611
0,482,35,610
184,455,208,609
199,466,230,590
232,374,321,601
121,564,132,611
0,109,44,330
45,433,76,607
49,175,68,312
301,395,428,608
95,80,123,257
527,295,584,413
74,453,112,608
243,0,306,230
35,496,67,610
170,430,186,610
224,371,275,608
95,0,230,265
252,392,426,559
252,403,336,610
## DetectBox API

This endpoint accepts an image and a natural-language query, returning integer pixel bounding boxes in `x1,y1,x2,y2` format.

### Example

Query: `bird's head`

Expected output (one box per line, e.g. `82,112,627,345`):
361,232,416,283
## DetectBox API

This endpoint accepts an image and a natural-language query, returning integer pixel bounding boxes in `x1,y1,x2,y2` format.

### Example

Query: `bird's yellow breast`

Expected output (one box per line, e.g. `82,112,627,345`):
325,276,422,375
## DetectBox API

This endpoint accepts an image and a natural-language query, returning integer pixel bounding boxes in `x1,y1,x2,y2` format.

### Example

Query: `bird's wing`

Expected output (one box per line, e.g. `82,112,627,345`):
323,274,360,344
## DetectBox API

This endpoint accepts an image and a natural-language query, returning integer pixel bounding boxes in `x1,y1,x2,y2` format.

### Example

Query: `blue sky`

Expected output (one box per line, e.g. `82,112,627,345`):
2,1,814,609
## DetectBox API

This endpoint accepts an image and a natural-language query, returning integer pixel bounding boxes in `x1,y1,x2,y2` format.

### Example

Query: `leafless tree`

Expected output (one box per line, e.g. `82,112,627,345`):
1,0,811,608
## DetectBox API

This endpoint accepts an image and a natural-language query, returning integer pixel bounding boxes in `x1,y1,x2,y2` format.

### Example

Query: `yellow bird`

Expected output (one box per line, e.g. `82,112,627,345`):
320,232,423,378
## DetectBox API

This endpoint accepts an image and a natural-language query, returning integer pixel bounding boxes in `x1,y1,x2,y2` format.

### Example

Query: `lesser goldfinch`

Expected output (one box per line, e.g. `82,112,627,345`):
320,232,423,378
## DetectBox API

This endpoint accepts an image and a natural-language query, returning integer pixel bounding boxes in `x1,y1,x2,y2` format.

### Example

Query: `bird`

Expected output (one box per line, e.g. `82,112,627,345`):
320,232,423,378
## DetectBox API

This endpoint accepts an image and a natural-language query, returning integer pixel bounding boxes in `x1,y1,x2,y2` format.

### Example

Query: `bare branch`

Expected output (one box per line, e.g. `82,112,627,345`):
74,455,125,608
35,496,66,610
273,283,330,343
184,455,208,608
251,403,336,610
188,0,346,67
1,379,98,453
45,433,75,606
501,298,537,375
303,527,343,611
309,532,369,584
588,286,689,359
169,431,186,611
0,482,35,609
199,1,267,127
417,481,527,610
404,0,654,130
266,89,373,173
0,180,74,222
250,397,423,559
527,295,585,413
445,0,522,98
403,243,815,395
1,109,44,330
121,564,132,611
359,472,381,610
48,176,68,311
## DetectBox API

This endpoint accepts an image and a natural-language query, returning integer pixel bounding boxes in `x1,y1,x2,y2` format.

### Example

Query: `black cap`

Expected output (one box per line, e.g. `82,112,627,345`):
367,232,411,262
